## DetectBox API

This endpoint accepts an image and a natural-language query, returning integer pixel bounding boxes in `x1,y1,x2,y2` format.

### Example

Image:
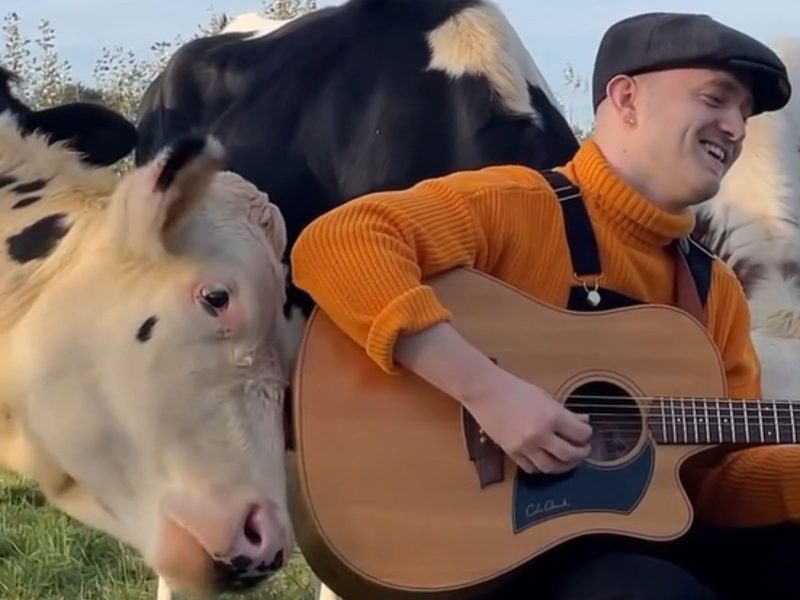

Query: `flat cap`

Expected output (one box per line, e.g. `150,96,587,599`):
592,12,791,116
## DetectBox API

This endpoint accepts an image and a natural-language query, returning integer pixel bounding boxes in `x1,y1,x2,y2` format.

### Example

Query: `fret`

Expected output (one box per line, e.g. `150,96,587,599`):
744,402,751,442
649,398,663,443
670,399,677,443
777,401,793,443
728,400,750,444
692,399,700,443
773,400,781,443
707,399,720,443
693,399,707,443
718,398,736,443
747,401,761,442
704,401,711,442
792,401,797,443
681,400,687,443
659,398,666,443
758,402,766,443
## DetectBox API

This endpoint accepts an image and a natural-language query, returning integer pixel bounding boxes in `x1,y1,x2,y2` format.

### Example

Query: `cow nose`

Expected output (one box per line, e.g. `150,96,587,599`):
212,503,287,591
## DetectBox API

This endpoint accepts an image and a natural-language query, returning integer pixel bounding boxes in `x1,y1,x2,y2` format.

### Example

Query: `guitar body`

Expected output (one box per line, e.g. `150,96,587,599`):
288,268,727,599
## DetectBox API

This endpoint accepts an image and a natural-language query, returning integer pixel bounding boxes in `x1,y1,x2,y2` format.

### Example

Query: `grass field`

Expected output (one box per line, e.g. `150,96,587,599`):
0,473,317,600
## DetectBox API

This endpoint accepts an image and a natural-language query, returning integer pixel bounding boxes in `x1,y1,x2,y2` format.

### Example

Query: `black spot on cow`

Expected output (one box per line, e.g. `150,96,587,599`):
136,316,158,342
6,213,70,263
12,195,42,209
11,178,47,194
0,174,16,188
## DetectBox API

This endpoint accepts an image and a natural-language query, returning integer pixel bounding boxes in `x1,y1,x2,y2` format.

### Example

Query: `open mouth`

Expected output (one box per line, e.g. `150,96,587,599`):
700,140,726,165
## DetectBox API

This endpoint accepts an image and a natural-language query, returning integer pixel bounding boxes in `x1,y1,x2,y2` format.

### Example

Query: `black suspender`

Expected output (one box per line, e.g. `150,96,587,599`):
539,169,712,308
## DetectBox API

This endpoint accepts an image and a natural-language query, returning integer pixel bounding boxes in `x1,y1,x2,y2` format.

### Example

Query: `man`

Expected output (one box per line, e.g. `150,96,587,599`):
291,12,794,599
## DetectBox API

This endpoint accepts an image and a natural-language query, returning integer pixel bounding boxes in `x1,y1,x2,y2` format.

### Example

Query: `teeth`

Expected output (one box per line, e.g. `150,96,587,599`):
701,141,726,163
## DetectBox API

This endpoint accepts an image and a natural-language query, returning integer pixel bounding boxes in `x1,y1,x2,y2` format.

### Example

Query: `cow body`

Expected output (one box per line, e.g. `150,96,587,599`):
694,37,800,401
0,69,297,597
134,0,580,319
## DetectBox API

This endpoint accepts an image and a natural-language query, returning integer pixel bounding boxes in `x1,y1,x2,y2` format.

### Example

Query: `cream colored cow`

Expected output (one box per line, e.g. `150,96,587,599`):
0,109,298,597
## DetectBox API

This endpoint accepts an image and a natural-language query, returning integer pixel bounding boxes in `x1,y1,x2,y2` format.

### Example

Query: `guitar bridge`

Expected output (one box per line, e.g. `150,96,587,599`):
462,408,505,488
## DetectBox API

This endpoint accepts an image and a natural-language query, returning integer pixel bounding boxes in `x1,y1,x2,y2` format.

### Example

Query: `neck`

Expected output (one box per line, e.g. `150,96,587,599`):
647,396,800,445
592,135,682,215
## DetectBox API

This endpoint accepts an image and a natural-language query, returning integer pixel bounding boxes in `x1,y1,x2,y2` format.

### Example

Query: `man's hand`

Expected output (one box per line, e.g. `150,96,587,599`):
395,322,593,474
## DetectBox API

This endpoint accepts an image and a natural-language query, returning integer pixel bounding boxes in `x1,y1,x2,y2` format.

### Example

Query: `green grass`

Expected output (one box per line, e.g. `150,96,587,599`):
0,473,317,600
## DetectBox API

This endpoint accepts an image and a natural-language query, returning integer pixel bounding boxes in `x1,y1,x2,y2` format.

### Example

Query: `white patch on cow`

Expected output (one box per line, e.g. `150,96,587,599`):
694,36,800,400
221,12,293,39
424,0,559,122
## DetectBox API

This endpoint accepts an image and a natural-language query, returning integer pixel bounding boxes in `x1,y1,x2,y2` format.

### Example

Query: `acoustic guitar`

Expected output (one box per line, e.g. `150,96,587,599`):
287,267,798,600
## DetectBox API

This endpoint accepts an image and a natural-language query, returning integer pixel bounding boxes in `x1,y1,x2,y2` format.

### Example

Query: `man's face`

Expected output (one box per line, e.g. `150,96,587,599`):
631,67,754,210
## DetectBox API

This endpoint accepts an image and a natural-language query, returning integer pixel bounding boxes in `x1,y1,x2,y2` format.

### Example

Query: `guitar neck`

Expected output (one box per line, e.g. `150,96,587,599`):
648,398,800,445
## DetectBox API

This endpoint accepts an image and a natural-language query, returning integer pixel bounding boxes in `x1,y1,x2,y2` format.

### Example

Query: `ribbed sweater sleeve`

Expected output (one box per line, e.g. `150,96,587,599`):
290,165,546,373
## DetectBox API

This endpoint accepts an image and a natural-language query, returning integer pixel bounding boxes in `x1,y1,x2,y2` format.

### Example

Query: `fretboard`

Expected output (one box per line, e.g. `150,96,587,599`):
648,398,800,445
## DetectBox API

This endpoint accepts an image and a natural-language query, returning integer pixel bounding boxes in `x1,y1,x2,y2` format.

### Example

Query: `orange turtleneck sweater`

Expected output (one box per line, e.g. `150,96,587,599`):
291,139,800,529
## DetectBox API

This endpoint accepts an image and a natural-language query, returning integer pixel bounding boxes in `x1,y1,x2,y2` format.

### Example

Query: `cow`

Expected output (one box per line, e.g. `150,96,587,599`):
0,65,298,597
693,36,800,402
0,66,136,167
134,0,581,326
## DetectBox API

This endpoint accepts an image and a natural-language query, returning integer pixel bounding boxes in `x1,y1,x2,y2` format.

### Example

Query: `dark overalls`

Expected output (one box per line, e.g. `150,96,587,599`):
495,172,800,600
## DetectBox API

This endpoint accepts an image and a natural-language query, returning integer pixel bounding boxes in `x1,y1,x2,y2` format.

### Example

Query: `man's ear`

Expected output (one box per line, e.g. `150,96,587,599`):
605,74,639,124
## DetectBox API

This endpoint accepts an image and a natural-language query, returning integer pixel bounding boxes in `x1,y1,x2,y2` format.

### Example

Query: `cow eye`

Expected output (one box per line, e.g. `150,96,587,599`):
200,286,229,313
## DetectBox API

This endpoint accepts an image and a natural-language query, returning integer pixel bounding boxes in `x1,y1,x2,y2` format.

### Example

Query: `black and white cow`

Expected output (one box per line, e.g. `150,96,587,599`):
0,66,137,166
134,0,581,321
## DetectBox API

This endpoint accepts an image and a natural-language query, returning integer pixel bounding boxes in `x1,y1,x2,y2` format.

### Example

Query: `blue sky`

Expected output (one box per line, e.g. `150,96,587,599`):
2,0,798,128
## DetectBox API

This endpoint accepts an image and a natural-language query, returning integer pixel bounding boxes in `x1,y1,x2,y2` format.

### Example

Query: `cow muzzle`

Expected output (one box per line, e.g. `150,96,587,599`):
154,491,289,595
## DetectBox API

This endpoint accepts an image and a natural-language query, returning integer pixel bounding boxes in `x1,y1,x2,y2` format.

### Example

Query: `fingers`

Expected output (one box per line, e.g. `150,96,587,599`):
544,432,592,465
512,453,537,474
555,409,593,445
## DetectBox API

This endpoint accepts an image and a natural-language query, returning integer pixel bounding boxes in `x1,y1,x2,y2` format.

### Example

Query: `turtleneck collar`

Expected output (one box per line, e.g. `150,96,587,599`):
561,139,696,248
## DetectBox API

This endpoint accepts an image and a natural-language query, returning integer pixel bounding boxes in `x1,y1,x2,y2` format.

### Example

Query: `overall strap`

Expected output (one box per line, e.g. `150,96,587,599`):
539,170,602,278
671,236,710,326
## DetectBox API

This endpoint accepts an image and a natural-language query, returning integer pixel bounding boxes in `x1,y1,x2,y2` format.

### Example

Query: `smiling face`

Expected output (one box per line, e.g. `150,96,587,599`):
602,66,755,212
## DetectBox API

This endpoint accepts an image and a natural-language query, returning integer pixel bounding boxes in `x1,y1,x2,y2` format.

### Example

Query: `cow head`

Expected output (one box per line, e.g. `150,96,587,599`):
7,136,294,596
0,65,136,166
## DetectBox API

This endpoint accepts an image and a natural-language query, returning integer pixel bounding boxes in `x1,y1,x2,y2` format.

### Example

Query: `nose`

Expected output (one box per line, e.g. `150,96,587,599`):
722,107,747,143
157,494,289,594
212,503,287,592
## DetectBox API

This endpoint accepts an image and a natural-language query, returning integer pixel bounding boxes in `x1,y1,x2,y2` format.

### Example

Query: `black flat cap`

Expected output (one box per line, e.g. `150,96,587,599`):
592,12,791,116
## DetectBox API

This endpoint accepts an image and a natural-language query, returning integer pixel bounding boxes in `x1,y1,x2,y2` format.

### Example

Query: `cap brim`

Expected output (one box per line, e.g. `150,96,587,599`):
727,58,791,114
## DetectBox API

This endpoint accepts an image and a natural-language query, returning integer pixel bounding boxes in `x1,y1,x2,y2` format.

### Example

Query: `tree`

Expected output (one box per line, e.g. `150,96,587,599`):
262,0,318,20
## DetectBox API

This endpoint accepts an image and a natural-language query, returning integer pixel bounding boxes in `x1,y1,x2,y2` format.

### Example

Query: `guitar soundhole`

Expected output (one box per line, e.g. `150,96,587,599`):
564,381,642,463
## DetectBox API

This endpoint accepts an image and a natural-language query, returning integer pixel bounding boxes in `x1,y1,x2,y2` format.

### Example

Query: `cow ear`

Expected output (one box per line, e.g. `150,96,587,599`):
26,102,138,166
106,135,225,260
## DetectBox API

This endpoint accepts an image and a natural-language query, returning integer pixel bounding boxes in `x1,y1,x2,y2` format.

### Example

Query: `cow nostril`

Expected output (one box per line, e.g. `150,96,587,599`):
243,504,263,546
